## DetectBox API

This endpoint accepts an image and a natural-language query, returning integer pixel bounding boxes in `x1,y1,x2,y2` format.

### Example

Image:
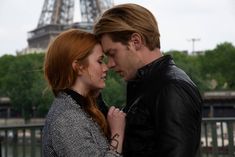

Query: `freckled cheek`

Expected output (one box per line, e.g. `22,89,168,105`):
94,68,103,77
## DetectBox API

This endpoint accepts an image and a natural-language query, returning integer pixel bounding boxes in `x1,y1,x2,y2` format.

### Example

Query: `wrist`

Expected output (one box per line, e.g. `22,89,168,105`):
109,133,123,154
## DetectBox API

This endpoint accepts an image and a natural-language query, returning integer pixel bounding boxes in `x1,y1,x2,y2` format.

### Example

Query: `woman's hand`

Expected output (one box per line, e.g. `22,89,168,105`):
107,106,126,134
107,106,126,154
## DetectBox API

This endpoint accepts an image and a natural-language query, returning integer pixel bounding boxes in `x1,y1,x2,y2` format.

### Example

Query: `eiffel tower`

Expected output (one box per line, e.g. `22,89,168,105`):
26,0,113,52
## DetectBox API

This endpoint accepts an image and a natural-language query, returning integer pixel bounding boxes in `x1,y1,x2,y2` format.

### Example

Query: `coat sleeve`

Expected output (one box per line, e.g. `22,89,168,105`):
50,109,121,157
156,82,202,157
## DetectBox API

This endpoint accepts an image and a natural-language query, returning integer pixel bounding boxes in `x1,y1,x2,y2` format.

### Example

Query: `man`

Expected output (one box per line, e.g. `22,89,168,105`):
94,3,202,157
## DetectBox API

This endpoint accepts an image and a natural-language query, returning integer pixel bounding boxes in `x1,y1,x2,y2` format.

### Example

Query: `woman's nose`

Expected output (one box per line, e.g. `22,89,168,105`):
103,63,108,72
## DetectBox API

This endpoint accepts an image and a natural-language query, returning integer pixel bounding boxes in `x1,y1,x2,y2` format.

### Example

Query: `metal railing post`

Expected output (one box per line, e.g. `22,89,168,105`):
0,136,2,157
227,122,234,157
31,129,36,157
211,121,218,157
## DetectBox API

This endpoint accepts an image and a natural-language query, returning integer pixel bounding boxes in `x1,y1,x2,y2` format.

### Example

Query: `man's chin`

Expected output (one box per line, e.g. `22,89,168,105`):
122,76,130,81
118,72,131,81
119,74,126,80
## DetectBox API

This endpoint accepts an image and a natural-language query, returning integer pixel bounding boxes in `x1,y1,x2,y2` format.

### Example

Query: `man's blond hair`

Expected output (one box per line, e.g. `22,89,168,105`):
94,3,160,50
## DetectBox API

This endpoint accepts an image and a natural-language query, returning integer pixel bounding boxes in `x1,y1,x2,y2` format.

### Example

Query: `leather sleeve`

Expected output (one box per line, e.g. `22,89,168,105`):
156,82,202,157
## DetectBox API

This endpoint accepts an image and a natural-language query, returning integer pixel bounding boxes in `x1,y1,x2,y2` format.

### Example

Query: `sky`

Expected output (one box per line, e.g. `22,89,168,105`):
0,0,235,56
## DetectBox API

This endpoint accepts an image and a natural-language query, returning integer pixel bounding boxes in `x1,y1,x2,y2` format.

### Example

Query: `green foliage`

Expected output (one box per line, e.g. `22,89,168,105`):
0,53,53,121
102,70,126,108
199,42,235,90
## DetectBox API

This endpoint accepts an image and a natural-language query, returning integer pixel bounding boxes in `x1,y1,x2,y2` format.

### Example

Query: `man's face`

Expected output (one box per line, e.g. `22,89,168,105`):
101,34,139,81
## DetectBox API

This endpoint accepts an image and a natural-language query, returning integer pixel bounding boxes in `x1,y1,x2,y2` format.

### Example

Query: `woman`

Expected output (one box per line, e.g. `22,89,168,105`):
42,29,125,157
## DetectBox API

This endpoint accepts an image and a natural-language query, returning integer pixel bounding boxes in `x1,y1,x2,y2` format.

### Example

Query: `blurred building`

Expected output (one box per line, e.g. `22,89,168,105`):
203,91,235,117
21,0,113,54
0,97,11,118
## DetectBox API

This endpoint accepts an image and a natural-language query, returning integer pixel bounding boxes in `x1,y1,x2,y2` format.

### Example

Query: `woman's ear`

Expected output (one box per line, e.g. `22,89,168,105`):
72,60,84,75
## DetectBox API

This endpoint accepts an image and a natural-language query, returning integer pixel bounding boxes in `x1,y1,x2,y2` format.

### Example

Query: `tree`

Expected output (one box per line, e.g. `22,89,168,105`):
166,51,207,92
200,42,235,90
0,53,53,122
102,70,126,108
0,55,16,95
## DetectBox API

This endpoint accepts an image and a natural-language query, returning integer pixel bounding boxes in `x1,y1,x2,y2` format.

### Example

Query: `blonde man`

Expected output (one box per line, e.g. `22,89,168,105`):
94,3,202,157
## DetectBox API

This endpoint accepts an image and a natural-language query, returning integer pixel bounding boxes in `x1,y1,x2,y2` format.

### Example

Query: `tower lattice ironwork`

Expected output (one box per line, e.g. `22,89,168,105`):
26,0,113,52
37,0,75,28
80,0,113,23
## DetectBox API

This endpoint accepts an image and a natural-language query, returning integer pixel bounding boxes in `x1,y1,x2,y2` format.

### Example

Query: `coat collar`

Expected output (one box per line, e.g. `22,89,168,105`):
134,55,174,81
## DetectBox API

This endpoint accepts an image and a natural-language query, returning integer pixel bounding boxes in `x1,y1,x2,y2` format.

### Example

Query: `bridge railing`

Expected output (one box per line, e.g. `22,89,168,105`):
1,118,235,157
201,117,235,157
0,124,43,157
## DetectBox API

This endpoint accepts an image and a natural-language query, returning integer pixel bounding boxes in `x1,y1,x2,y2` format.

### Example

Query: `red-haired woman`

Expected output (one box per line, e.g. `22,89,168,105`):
42,29,125,157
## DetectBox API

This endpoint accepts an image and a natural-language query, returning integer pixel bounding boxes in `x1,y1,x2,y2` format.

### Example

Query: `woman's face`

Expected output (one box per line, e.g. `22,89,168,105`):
80,44,108,92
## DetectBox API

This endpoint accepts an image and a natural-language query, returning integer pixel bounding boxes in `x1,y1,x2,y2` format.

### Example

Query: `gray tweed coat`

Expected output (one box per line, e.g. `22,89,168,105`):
42,92,121,157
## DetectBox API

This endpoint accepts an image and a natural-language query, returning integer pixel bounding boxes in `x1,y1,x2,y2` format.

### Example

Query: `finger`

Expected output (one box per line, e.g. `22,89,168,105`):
120,110,126,115
108,106,115,115
113,108,120,113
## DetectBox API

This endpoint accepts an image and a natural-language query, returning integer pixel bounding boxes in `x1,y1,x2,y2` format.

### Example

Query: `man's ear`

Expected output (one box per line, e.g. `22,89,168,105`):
130,33,143,50
72,60,84,75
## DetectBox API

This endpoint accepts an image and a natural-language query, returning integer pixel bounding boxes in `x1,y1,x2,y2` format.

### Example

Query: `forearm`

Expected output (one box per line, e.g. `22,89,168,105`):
107,106,126,155
109,133,124,154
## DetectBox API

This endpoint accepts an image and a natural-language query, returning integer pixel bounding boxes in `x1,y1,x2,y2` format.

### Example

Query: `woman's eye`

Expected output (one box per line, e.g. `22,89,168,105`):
98,56,108,64
98,60,103,64
98,58,105,64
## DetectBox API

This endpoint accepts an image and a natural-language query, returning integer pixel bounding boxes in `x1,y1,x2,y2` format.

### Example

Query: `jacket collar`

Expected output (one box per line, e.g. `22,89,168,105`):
134,55,174,80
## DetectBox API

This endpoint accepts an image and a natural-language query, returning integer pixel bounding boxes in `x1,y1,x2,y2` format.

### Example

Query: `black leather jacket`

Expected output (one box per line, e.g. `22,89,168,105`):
122,55,202,157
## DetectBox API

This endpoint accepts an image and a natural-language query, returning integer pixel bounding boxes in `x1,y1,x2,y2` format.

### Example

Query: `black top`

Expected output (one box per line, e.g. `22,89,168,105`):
64,88,87,107
64,89,108,117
